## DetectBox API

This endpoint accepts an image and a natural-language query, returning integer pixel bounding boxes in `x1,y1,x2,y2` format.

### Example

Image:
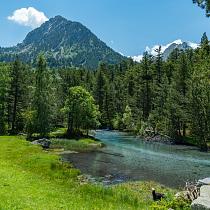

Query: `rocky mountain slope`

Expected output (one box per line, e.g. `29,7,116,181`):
132,40,199,62
0,16,125,69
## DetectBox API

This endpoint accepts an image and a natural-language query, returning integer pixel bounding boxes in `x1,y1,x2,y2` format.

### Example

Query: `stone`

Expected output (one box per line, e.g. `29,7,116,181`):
199,178,210,185
104,174,113,179
32,138,51,149
60,150,78,155
175,191,189,201
191,185,210,210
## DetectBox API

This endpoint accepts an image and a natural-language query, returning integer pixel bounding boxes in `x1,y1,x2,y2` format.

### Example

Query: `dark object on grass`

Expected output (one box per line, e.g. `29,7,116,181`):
152,188,165,201
32,138,51,149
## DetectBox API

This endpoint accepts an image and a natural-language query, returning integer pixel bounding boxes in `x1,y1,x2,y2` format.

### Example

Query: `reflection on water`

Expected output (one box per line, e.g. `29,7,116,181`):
62,130,210,188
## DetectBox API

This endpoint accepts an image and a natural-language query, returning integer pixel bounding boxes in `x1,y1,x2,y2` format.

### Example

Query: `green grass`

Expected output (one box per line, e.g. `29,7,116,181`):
50,138,103,152
0,136,190,209
182,136,198,146
49,128,68,138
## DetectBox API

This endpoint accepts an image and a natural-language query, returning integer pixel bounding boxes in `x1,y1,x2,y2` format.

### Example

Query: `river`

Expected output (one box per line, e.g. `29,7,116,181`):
62,130,210,188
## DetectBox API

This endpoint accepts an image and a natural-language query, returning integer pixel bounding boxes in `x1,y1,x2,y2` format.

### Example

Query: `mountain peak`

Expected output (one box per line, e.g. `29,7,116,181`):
48,15,69,24
0,15,124,69
132,40,199,62
53,15,67,20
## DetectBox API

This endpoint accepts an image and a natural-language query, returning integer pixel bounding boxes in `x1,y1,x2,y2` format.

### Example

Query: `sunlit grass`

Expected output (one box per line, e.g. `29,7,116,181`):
0,136,190,209
50,138,103,152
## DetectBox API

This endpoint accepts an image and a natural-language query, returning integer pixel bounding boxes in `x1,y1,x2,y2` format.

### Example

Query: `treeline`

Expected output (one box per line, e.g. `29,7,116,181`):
0,33,209,151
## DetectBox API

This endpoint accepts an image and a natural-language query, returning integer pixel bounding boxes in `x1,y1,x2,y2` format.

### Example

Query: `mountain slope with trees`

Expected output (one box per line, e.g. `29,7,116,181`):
0,16,125,69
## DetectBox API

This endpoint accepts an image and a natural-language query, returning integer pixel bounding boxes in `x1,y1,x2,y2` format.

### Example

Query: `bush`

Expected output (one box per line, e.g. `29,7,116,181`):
151,197,190,210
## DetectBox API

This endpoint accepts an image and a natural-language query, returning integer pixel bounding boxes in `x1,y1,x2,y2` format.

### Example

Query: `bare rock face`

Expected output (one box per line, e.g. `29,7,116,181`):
191,185,210,210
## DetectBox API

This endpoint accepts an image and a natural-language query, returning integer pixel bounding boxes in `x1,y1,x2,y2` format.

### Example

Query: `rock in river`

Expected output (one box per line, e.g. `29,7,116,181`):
191,185,210,210
199,178,210,185
32,138,51,149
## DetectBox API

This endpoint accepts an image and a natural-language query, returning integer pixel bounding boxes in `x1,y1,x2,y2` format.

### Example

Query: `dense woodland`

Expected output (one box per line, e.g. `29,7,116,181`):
0,33,209,151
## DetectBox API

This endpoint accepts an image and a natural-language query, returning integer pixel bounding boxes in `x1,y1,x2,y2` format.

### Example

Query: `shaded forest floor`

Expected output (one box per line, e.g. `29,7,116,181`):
0,136,190,209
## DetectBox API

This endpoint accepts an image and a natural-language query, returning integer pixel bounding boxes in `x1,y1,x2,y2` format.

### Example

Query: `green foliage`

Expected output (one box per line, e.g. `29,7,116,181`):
94,63,117,128
189,52,210,151
0,63,10,134
24,110,35,139
49,128,67,138
122,105,134,130
137,121,150,136
64,86,100,136
8,58,28,134
27,55,52,137
112,113,123,130
51,138,103,152
0,33,209,150
193,0,210,17
151,197,190,210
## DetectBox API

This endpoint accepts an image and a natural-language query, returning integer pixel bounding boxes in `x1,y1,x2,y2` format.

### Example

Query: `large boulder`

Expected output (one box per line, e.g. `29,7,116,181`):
199,178,210,185
191,185,210,210
32,138,51,149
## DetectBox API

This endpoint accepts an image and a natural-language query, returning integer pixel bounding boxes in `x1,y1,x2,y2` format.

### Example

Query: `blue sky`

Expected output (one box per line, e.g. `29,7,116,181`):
1,0,210,56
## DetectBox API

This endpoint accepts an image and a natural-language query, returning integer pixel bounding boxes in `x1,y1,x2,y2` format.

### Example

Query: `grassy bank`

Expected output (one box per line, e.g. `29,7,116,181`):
32,128,104,152
0,136,190,209
50,138,104,152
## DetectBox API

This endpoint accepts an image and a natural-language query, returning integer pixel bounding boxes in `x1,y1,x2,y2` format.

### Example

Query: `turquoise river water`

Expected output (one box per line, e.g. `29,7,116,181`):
62,130,210,188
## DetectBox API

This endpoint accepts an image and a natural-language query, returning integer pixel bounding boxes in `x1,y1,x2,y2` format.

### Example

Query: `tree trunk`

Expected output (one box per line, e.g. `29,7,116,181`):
183,123,186,137
67,112,73,137
11,83,18,134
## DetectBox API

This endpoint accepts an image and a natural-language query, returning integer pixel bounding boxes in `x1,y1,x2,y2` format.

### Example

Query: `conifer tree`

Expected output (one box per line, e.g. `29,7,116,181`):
190,57,210,151
141,53,153,120
32,55,51,137
94,63,107,126
200,32,210,56
0,64,10,134
166,52,191,141
155,46,163,84
193,0,210,17
8,58,27,134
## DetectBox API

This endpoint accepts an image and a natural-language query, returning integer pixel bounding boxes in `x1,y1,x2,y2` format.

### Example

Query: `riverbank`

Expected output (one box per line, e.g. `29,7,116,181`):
50,138,104,152
29,128,104,153
0,135,190,209
117,129,210,151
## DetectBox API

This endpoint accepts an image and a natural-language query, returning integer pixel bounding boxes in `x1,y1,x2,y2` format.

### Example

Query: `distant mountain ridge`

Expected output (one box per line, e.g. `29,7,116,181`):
0,15,125,69
162,40,198,60
132,40,199,62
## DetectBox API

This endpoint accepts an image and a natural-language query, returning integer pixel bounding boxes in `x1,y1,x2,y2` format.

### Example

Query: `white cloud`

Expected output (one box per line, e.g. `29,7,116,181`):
132,55,143,62
8,7,48,29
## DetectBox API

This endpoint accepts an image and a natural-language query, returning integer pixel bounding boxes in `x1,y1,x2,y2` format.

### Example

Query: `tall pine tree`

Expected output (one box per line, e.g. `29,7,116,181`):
8,58,27,134
32,55,51,137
